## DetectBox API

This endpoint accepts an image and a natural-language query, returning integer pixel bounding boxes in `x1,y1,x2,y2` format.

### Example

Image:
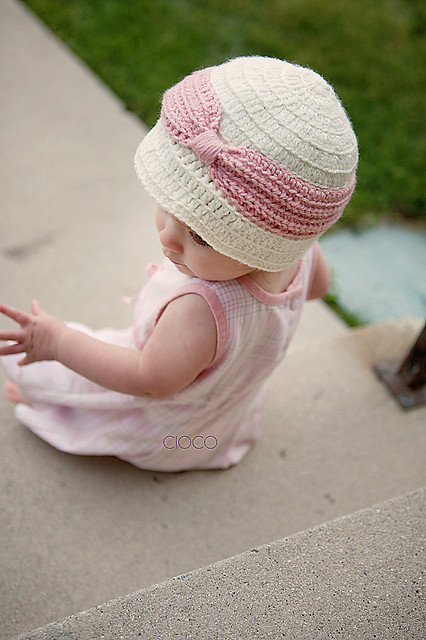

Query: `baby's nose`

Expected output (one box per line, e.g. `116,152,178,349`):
159,224,183,254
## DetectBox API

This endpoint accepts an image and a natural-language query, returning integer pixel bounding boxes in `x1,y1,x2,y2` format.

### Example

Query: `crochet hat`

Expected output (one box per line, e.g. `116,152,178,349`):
134,56,358,271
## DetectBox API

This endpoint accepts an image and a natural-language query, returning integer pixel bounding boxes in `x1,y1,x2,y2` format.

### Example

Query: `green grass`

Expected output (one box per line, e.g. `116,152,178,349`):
23,0,425,226
324,292,368,328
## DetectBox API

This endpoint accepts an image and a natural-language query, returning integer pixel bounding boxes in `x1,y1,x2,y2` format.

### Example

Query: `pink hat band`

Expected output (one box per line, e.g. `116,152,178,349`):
161,67,356,240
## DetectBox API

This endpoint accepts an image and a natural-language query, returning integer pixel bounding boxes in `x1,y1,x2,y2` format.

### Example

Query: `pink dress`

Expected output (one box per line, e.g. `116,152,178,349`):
2,246,317,471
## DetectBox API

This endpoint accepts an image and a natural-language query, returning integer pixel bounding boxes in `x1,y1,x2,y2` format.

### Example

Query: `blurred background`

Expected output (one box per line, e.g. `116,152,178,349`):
21,0,426,323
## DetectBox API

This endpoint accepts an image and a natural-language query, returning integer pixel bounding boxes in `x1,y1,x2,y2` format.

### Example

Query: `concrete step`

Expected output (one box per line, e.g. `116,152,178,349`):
2,317,425,638
289,298,348,352
11,487,425,640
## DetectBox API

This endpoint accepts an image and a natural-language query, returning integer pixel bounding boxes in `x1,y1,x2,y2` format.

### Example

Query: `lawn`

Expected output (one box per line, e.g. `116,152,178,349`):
22,0,425,227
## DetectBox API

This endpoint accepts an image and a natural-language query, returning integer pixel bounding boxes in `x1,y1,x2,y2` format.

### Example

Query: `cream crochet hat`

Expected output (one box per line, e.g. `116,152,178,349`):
135,56,358,271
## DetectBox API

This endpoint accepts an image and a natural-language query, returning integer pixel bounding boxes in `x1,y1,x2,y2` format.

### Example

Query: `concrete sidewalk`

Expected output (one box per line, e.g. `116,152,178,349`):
12,488,426,640
1,1,425,638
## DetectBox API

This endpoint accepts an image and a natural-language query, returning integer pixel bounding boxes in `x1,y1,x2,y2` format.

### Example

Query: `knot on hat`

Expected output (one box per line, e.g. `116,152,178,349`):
161,66,222,161
189,129,226,166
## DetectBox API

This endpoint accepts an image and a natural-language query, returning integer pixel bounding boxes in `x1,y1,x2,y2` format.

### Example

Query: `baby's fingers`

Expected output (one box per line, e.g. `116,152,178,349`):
0,340,25,356
0,329,25,343
31,300,44,316
0,303,31,327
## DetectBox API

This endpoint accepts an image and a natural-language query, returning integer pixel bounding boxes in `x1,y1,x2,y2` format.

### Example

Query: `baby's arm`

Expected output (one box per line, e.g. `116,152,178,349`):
0,296,217,399
306,245,331,300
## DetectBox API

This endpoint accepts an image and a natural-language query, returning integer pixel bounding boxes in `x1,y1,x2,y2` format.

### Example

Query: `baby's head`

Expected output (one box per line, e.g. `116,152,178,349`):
135,56,358,272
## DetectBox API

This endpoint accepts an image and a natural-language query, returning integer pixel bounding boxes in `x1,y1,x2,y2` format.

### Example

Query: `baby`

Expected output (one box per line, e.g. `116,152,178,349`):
0,56,358,471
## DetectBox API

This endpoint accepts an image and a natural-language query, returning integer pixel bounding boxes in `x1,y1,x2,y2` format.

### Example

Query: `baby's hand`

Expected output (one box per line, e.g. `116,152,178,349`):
0,301,66,366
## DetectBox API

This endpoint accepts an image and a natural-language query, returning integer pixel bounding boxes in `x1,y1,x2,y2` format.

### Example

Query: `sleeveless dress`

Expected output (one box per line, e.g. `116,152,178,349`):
2,246,317,471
